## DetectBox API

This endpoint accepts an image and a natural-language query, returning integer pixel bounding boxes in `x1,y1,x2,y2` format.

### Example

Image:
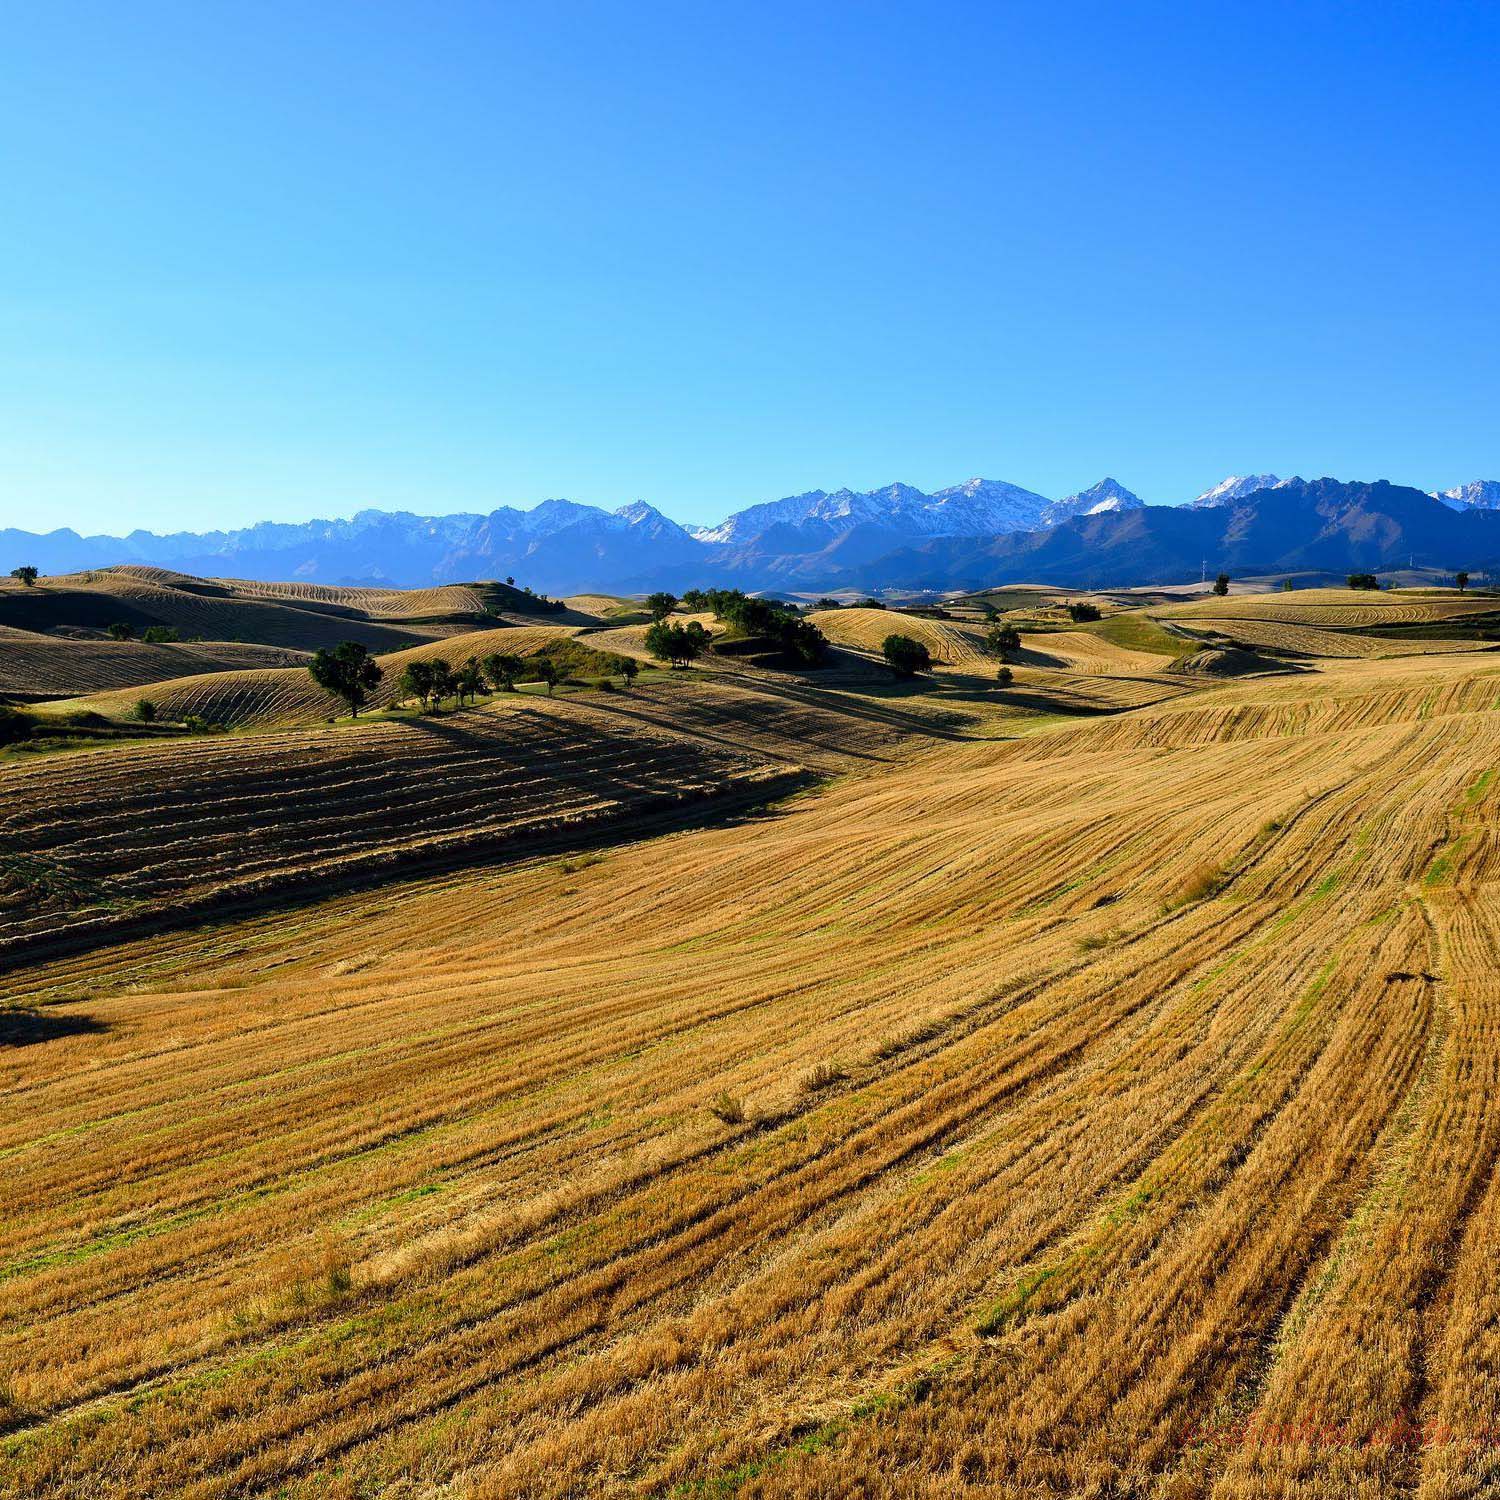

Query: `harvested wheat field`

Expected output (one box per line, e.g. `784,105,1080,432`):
34,625,585,729
3,606,1500,1499
0,626,312,699
808,608,991,665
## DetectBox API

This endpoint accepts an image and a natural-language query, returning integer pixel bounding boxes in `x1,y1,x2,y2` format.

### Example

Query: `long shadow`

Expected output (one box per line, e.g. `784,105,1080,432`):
0,1008,109,1046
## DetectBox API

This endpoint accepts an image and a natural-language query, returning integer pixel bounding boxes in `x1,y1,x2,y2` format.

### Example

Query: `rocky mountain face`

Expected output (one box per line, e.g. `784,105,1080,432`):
5,474,1499,592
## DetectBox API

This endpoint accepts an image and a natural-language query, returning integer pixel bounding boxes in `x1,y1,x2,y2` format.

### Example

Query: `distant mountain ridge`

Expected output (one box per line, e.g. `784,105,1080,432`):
4,472,1499,592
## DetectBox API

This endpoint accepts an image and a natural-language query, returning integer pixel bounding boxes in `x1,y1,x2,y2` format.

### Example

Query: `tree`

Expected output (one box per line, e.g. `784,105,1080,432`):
986,621,1022,661
133,699,157,724
882,634,932,677
9,565,38,587
455,656,485,704
1066,601,1101,622
142,625,180,644
1212,573,1230,596
861,598,887,610
534,658,559,695
646,591,678,622
1456,570,1470,593
995,665,1014,687
1280,578,1295,592
107,622,133,640
620,658,639,688
397,661,434,711
1347,573,1380,591
644,620,708,668
481,652,523,691
308,640,383,717
505,575,515,585
426,658,455,708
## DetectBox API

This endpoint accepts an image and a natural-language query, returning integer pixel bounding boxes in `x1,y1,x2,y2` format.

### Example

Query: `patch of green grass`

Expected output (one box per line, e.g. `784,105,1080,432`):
1081,612,1187,656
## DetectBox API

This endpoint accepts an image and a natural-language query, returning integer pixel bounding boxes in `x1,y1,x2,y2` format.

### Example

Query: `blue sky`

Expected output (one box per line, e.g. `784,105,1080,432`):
2,0,1496,534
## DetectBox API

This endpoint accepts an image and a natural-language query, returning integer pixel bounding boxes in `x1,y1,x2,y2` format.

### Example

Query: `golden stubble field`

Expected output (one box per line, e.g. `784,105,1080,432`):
3,621,1500,1498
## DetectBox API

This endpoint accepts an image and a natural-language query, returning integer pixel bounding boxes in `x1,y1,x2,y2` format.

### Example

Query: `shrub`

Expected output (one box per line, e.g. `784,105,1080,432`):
1176,861,1225,904
882,634,932,676
799,1061,846,1094
707,1090,746,1125
0,706,30,745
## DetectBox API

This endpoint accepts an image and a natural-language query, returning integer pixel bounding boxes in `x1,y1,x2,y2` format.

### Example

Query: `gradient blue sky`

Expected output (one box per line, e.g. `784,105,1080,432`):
2,0,1496,534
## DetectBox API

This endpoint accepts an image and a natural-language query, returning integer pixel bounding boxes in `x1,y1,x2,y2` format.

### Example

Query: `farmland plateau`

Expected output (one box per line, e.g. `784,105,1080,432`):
3,570,1500,1498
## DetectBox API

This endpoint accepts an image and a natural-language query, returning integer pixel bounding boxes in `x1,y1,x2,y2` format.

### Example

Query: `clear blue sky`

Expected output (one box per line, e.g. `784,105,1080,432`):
2,0,1496,534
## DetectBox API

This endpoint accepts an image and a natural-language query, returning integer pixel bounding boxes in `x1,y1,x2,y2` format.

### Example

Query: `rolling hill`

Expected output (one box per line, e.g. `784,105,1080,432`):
3,587,1499,1498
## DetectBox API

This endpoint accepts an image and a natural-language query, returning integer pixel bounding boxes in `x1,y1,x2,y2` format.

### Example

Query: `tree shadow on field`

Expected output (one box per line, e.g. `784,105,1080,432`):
0,1007,110,1046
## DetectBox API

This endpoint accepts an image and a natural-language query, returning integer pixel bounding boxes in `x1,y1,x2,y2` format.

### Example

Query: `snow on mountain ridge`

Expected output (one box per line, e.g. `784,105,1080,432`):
1432,480,1500,511
1190,474,1282,508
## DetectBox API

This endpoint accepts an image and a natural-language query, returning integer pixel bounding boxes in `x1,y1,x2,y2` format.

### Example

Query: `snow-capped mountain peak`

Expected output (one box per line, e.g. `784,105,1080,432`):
1043,478,1143,525
1432,480,1500,511
1191,474,1282,508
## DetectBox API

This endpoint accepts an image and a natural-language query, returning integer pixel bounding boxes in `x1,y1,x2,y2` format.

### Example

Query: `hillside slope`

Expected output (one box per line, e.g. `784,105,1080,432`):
3,649,1499,1498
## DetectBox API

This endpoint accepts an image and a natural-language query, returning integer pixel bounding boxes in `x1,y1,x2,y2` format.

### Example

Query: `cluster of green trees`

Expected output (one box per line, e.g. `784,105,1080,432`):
1066,601,1101,622
397,651,556,709
672,587,828,664
644,619,711,667
1347,573,1380,591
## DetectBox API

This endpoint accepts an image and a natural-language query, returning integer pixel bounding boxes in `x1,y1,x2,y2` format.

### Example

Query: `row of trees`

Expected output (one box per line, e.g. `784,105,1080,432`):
307,640,643,716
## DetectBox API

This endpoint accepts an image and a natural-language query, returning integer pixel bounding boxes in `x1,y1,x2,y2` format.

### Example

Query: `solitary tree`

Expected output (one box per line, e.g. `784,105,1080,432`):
1280,578,1295,592
1456,570,1470,593
308,640,383,717
1066,601,1101,622
1212,573,1230,596
986,621,1022,660
455,656,485,704
534,658,559,695
397,660,434,711
481,652,524,691
9,565,38,587
620,657,639,688
107,621,133,640
133,699,157,724
995,665,1014,687
882,634,932,677
646,591,678,622
1347,572,1380,591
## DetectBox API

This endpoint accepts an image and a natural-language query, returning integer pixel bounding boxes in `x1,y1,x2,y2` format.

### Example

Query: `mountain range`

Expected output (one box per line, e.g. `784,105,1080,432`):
4,474,1499,593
